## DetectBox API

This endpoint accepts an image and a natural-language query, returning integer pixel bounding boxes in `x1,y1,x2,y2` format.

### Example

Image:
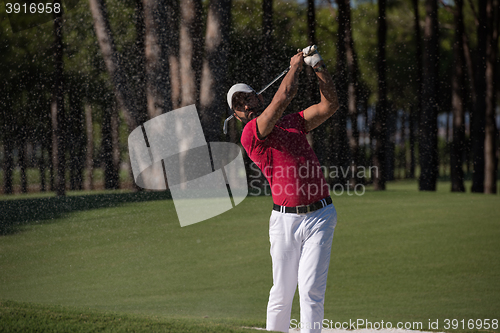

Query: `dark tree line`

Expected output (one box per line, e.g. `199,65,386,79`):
0,0,498,196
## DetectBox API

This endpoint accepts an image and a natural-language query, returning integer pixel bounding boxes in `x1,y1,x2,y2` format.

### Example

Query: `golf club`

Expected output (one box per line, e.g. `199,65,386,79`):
223,45,317,135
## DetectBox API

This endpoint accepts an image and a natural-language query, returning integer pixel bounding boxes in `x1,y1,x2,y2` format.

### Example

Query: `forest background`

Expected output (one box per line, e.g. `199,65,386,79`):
0,0,498,196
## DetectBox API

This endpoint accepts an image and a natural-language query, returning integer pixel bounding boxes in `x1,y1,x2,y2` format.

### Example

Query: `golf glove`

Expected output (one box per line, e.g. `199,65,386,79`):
301,45,322,68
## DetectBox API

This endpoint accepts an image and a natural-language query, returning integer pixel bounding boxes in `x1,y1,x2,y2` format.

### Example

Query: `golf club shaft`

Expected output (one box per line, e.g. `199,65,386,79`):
256,45,317,95
257,67,290,95
224,45,318,134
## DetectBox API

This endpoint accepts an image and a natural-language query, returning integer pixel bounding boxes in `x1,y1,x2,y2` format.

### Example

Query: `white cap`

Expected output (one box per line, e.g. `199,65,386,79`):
227,83,255,110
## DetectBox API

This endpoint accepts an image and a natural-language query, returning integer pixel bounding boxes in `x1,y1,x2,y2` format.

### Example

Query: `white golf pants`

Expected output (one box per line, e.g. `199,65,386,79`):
266,203,337,333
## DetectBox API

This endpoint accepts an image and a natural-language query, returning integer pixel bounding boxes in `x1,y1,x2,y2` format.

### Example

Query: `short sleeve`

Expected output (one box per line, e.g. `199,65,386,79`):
296,111,308,134
240,118,266,159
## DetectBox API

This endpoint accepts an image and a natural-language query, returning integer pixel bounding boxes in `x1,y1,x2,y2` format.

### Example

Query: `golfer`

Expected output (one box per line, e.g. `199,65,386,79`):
227,46,339,333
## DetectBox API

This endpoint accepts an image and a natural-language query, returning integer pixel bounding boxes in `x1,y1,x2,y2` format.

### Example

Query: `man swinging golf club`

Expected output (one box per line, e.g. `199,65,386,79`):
226,46,339,333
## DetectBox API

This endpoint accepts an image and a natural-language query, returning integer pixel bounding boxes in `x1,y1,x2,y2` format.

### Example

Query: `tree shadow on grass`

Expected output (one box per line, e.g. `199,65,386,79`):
0,191,172,235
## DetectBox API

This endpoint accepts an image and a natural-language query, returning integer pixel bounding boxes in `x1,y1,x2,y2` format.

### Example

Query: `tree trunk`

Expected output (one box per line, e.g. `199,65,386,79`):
143,0,173,118
166,0,181,110
39,141,46,192
2,98,14,195
84,103,94,191
69,81,85,191
373,0,387,190
170,58,181,109
331,0,351,187
451,0,466,192
359,82,370,170
102,103,119,190
89,0,146,130
128,0,148,193
342,0,361,185
385,106,396,181
52,1,66,196
462,34,475,178
112,105,121,188
179,0,203,107
3,140,14,195
199,0,231,143
48,126,55,191
19,138,28,193
403,111,410,179
307,0,316,55
484,0,498,194
262,0,273,88
411,0,422,180
463,33,476,108
471,0,487,192
132,0,148,120
419,0,439,191
306,0,318,149
408,106,416,178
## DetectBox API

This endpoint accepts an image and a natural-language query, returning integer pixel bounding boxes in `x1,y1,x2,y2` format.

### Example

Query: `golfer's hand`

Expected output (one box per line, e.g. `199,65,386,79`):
301,45,323,68
290,52,304,72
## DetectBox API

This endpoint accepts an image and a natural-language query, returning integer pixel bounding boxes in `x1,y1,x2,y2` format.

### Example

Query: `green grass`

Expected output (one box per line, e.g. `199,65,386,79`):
0,180,499,332
0,300,257,332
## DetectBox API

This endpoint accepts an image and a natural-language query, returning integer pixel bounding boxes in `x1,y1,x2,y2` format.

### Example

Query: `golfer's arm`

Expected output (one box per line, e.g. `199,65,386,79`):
256,64,301,139
303,62,339,132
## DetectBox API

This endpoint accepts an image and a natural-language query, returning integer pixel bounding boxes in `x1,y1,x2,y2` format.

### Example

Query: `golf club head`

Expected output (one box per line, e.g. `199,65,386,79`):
223,114,234,135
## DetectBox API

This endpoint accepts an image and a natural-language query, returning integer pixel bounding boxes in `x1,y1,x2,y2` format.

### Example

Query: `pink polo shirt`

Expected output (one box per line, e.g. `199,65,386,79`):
241,111,329,207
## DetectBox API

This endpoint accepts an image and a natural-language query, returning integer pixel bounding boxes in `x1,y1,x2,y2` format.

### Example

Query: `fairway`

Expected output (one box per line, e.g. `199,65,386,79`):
0,181,499,331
